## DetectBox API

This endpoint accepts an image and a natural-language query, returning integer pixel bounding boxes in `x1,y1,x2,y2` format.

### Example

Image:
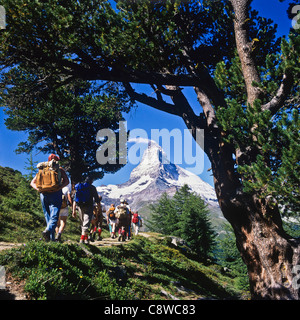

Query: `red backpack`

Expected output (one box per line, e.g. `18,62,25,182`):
132,213,139,224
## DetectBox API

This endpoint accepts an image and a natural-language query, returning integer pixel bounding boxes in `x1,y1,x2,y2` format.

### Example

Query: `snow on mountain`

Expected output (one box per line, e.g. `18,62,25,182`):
97,140,219,211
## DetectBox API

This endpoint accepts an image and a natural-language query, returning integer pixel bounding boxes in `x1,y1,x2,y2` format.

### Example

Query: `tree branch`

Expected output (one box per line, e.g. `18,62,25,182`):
123,82,181,117
230,0,263,105
123,82,207,134
194,86,218,131
52,58,209,87
165,84,205,135
261,70,294,114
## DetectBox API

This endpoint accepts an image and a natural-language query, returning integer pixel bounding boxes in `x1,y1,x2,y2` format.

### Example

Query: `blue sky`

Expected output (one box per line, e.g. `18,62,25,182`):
0,0,292,188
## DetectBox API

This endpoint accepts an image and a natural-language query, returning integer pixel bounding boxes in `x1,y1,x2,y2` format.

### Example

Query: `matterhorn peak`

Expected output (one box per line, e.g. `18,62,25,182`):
99,139,217,205
129,140,173,180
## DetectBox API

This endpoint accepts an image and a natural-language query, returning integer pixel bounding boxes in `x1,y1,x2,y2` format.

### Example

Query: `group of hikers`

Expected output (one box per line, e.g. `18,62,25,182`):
30,154,143,243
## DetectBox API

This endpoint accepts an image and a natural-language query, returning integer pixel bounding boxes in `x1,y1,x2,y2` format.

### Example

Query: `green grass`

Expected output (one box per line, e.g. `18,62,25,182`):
0,236,248,300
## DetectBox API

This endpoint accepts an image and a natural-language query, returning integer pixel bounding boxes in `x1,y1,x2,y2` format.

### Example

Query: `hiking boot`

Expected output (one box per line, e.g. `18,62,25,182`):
42,230,50,242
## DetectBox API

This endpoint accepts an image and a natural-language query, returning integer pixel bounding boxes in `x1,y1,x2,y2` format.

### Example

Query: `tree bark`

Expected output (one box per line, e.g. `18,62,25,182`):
219,192,300,299
230,0,262,105
201,118,300,299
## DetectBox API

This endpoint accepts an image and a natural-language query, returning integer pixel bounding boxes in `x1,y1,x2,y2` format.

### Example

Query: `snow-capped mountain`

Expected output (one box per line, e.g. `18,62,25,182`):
97,140,219,212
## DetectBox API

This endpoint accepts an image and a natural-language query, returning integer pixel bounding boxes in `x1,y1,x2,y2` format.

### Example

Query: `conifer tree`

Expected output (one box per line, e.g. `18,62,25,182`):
148,185,216,259
180,192,216,260
216,224,249,290
147,192,178,235
3,78,132,182
24,152,38,181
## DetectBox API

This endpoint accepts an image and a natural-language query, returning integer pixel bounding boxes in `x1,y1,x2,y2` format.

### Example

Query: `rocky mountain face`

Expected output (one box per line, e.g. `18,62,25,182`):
97,141,224,227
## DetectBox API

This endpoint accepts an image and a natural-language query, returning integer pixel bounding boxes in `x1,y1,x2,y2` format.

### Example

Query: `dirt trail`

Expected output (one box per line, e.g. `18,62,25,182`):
0,232,157,252
0,236,129,252
0,242,23,251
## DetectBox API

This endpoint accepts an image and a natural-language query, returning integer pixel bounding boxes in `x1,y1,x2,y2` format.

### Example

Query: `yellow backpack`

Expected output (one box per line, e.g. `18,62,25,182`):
36,160,61,193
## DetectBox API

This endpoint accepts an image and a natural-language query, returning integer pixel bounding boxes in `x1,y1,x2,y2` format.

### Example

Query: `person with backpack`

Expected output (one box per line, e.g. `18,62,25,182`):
72,176,101,244
132,211,142,236
126,202,133,240
30,154,69,242
55,184,72,242
114,198,130,242
106,204,117,238
89,199,105,242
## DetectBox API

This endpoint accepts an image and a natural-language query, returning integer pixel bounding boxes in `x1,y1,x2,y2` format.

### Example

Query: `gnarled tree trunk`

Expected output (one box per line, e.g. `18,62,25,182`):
218,189,300,299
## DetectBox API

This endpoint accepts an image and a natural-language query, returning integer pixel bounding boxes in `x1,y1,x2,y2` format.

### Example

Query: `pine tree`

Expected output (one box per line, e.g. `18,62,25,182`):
24,152,38,181
3,79,132,182
147,192,178,235
148,185,216,259
181,193,216,260
216,224,249,291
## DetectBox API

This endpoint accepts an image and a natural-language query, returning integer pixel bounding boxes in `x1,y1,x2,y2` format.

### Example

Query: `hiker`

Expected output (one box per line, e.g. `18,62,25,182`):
30,154,69,241
114,198,130,242
55,184,72,242
72,177,101,244
124,200,132,240
127,209,133,240
132,211,143,236
89,197,105,242
106,204,117,238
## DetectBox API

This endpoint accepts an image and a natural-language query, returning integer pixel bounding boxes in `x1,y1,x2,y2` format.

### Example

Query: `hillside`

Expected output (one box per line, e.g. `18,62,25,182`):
0,234,248,300
0,165,249,300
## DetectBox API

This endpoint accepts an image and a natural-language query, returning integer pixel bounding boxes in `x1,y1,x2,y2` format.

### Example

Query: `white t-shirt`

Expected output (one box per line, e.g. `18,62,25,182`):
59,184,71,217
